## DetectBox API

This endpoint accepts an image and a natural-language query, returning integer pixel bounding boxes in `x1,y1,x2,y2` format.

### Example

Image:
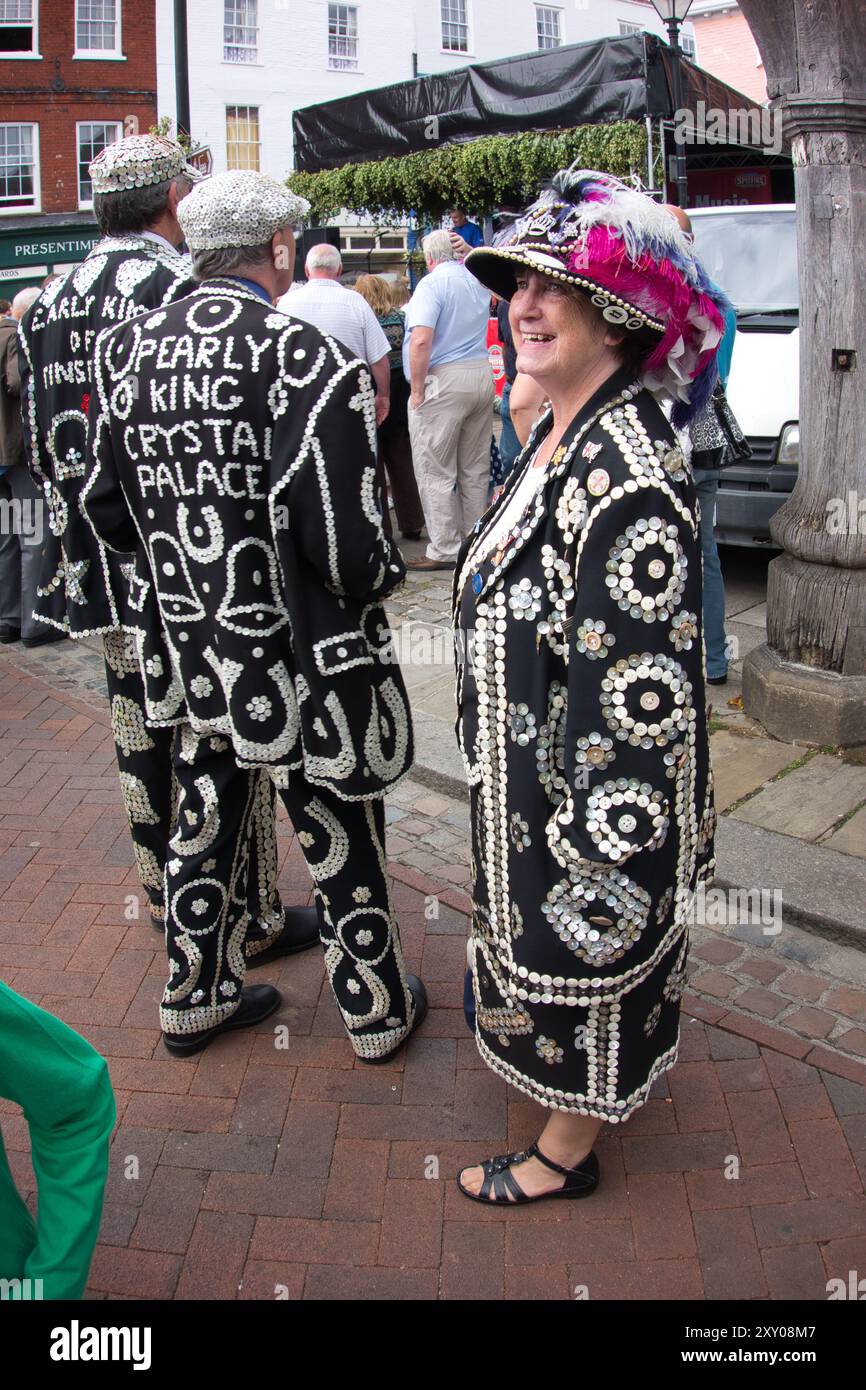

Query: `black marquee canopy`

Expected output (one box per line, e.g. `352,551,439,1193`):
292,32,772,174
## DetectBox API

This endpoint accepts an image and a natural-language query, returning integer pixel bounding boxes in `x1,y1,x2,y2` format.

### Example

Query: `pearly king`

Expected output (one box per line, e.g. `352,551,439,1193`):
82,171,422,1059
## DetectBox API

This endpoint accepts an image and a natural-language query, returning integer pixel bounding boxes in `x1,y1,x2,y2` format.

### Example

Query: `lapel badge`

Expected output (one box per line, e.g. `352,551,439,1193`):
582,440,603,463
587,467,610,497
472,573,483,594
550,444,567,466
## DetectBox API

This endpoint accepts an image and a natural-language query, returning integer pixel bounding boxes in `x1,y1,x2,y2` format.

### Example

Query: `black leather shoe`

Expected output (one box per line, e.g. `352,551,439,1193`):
22,629,67,649
707,673,728,686
245,904,322,968
162,984,281,1056
357,974,428,1065
0,626,20,644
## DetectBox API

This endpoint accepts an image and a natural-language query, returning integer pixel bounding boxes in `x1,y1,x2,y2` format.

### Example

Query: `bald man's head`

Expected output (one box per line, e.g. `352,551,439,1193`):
664,203,693,237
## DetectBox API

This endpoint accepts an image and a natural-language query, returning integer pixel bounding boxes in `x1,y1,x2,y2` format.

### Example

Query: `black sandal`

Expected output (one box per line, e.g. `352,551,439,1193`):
456,1142,600,1205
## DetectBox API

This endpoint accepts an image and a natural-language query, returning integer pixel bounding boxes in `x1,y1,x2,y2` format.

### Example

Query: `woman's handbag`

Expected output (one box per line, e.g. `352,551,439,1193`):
691,382,752,471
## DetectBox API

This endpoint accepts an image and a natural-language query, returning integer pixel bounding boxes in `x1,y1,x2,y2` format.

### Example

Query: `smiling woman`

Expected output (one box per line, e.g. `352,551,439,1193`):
450,168,727,1209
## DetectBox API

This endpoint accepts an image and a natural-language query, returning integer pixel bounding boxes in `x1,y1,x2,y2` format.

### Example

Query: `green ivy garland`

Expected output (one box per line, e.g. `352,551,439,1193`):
286,122,648,225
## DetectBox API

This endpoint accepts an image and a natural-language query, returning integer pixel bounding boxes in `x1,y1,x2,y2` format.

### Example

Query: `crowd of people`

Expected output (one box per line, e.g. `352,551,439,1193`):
0,134,739,1293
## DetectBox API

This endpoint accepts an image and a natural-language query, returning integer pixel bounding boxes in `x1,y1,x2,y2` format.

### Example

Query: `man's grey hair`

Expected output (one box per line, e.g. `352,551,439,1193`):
305,243,342,275
423,229,457,266
192,241,273,281
93,174,195,237
11,285,41,319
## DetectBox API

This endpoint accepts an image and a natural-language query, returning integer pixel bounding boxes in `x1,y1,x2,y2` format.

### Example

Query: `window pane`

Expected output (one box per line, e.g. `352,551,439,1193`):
77,0,118,52
328,4,358,70
0,1,34,19
226,105,260,171
441,0,468,52
78,121,119,204
224,0,257,63
0,123,35,206
618,21,643,37
0,0,34,52
536,7,560,50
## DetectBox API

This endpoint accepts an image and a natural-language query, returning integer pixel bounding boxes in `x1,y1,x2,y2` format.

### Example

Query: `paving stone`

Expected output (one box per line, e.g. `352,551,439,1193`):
761,1243,827,1300
709,732,798,813
440,1221,504,1300
778,971,828,1003
822,803,866,858
175,1211,255,1300
565,1259,704,1301
692,1208,767,1299
685,1161,807,1212
160,1132,277,1174
378,1179,443,1267
130,1168,208,1254
693,939,745,967
788,1116,862,1198
731,755,866,840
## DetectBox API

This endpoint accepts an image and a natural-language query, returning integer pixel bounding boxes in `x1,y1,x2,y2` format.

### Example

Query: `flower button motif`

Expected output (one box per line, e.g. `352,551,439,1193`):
346,978,361,995
356,928,374,946
508,578,543,621
535,1035,564,1065
576,618,615,661
353,886,372,904
191,898,208,916
190,674,213,699
145,654,164,677
246,694,272,722
507,702,537,745
298,830,315,848
670,610,698,651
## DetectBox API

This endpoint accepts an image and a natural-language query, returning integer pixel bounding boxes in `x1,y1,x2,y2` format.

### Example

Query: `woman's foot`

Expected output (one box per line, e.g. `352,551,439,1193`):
457,1141,598,1204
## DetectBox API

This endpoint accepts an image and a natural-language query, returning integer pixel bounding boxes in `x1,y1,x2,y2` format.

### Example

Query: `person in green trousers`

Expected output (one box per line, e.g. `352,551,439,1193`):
0,981,115,1300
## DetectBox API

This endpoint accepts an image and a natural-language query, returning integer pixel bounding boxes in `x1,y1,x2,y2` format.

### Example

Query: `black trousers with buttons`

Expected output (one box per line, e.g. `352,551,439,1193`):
160,724,415,1057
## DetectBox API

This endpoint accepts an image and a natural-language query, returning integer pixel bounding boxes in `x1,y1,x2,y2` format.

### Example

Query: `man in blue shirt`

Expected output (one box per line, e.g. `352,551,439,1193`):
449,208,484,248
666,203,736,684
403,229,494,570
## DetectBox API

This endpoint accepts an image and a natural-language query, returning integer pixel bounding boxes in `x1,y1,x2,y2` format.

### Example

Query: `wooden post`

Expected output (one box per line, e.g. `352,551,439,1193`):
739,0,866,750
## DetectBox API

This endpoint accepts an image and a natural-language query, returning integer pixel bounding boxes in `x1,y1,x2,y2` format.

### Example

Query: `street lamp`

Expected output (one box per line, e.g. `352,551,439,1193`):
650,0,695,208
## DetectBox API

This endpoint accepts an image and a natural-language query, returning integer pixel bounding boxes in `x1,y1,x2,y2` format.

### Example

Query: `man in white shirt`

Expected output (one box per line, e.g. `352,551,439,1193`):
402,230,494,570
277,244,391,425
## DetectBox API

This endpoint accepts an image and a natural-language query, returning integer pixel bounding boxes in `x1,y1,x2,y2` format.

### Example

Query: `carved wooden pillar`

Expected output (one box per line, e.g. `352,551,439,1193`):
738,0,866,751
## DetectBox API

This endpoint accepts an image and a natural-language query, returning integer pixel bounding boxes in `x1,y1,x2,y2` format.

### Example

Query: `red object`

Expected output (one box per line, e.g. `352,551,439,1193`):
487,317,505,398
670,167,773,209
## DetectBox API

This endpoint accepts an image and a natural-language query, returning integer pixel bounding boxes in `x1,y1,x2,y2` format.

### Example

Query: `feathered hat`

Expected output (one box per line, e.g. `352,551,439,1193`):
465,167,730,425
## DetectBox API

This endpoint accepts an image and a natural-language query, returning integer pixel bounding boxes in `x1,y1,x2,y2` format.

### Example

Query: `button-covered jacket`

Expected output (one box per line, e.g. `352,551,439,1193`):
17,235,195,634
83,278,413,801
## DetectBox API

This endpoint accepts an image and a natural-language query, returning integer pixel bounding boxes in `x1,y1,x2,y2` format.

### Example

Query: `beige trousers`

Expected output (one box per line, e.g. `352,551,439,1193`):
407,358,495,561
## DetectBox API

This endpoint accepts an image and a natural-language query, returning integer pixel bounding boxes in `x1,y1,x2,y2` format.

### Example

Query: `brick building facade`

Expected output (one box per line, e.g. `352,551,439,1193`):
0,0,157,293
690,0,767,105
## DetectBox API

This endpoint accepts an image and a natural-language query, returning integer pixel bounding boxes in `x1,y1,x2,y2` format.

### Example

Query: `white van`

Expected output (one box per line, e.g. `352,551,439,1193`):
689,204,799,547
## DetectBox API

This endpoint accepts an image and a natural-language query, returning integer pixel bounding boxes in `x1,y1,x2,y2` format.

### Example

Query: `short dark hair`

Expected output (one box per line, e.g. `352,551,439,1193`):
192,242,273,280
93,174,193,236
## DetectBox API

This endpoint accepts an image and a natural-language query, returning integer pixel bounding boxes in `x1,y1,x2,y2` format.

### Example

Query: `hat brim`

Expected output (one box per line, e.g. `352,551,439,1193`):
464,245,666,336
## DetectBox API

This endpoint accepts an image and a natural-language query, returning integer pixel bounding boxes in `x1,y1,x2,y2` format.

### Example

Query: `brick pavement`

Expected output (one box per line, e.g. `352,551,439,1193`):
2,655,866,1301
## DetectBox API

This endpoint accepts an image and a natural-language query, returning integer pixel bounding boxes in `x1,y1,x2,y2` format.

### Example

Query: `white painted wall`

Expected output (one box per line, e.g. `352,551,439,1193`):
156,0,694,178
